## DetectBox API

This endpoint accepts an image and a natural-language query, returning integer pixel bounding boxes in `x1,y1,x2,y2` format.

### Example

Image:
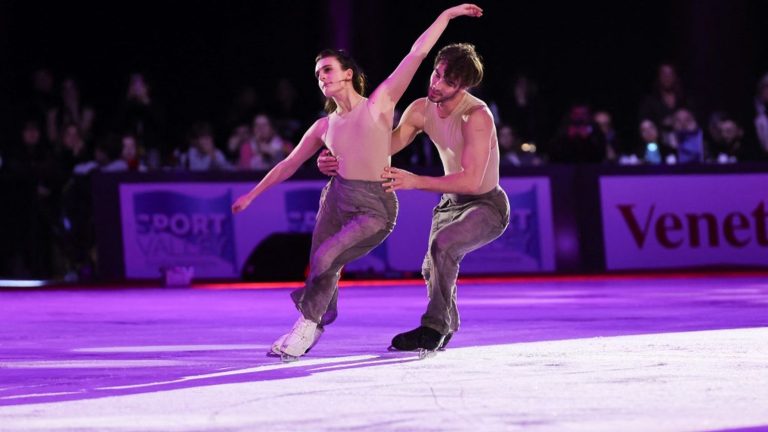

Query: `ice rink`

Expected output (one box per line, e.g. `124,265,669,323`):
1,274,767,431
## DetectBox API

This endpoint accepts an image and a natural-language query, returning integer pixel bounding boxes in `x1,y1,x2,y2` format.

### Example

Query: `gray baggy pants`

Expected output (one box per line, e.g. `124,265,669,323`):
291,176,398,326
421,186,510,335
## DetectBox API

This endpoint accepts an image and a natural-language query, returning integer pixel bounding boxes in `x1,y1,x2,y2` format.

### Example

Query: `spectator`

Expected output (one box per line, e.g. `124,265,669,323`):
58,123,92,176
637,119,674,165
113,73,166,169
222,85,262,136
498,124,521,166
639,63,693,145
594,110,621,163
498,124,542,167
708,115,748,163
46,78,96,144
179,122,232,171
22,68,57,134
2,120,57,277
497,73,546,146
670,108,704,164
753,72,768,157
98,133,147,172
547,103,606,163
226,123,252,161
270,77,306,141
237,113,292,171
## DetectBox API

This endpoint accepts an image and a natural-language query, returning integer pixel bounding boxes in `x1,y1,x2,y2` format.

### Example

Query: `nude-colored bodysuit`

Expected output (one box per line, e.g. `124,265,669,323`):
324,98,391,181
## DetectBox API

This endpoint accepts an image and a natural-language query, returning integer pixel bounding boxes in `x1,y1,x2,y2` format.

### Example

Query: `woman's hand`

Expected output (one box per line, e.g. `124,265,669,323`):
442,4,483,20
232,193,254,214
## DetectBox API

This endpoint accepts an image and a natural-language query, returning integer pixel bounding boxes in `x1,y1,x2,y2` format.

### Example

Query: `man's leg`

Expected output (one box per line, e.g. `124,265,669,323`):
421,198,509,335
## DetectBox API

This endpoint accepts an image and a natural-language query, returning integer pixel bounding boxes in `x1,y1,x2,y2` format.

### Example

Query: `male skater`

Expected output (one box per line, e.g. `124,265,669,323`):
319,43,509,355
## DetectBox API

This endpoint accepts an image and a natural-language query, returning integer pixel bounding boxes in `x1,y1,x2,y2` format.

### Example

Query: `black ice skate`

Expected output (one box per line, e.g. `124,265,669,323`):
388,326,448,359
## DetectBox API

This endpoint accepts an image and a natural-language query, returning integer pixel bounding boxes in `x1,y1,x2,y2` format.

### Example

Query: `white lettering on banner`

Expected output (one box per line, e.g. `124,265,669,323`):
616,201,768,249
511,209,532,231
136,213,227,235
137,235,229,257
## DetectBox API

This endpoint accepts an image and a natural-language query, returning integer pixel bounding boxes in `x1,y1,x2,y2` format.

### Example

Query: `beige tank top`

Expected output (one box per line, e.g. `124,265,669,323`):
324,98,391,181
423,92,500,194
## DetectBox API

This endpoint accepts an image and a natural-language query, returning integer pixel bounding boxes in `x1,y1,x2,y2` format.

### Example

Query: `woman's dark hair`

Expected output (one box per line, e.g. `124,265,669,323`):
315,49,367,114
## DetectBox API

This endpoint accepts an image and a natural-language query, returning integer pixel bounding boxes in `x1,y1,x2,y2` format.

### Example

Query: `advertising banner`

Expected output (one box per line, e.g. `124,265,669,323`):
600,174,768,270
120,177,555,279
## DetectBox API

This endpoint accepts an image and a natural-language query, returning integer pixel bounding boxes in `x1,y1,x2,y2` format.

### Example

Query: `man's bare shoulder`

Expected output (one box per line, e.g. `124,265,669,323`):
406,97,430,112
463,104,494,126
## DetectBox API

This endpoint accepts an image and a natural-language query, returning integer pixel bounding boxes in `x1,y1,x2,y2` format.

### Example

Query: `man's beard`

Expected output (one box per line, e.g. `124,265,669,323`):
428,87,461,104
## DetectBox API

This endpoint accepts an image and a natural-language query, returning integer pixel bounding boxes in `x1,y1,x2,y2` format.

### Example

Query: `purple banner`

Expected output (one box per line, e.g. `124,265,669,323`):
119,177,555,279
600,174,768,270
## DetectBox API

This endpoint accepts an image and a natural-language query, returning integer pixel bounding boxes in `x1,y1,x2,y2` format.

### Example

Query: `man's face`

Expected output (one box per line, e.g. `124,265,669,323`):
719,120,742,143
673,109,697,132
428,62,462,104
659,65,677,90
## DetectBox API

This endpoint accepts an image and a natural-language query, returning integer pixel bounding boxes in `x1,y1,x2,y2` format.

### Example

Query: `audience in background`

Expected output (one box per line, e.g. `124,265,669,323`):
593,110,621,163
178,122,232,171
639,63,693,146
497,73,546,147
669,107,704,164
3,60,768,281
226,123,252,162
636,118,674,165
269,78,305,142
47,78,95,145
548,103,607,164
498,124,542,167
237,113,293,171
753,73,768,158
23,68,57,138
708,114,747,163
113,73,166,169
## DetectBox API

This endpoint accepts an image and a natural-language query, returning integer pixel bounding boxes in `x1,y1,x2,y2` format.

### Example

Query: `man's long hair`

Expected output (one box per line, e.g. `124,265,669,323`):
434,43,484,89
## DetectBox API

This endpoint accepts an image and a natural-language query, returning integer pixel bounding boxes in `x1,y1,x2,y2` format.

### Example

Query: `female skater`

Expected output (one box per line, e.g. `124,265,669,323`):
232,4,483,361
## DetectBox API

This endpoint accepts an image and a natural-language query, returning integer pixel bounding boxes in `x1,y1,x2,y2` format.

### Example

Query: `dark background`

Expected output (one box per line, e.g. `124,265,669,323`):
1,0,767,144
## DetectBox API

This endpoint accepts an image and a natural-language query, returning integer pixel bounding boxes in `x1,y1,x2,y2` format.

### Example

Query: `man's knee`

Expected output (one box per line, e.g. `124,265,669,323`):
429,234,457,262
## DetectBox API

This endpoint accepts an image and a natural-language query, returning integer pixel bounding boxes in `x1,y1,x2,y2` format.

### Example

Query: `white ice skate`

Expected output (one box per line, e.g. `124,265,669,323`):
276,316,319,362
268,325,324,357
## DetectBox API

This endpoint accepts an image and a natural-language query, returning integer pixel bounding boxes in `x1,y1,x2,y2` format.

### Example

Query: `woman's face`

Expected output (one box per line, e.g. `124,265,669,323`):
639,120,658,143
253,115,274,141
315,56,352,97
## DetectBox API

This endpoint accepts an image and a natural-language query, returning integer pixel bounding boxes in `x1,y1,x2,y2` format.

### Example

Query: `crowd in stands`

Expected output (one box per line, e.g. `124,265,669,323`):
1,63,767,281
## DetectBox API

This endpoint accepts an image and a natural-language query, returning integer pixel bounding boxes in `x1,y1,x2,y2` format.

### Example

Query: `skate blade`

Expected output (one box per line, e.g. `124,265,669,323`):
418,348,438,360
280,352,301,363
268,346,313,357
